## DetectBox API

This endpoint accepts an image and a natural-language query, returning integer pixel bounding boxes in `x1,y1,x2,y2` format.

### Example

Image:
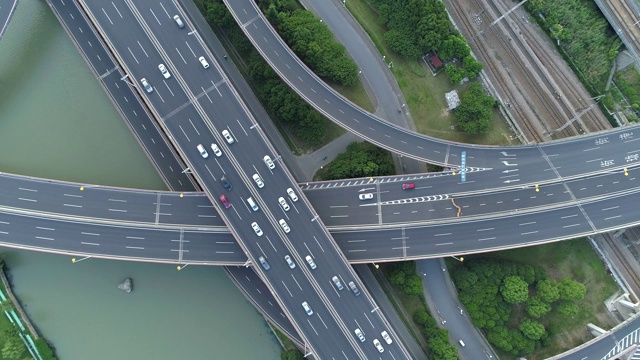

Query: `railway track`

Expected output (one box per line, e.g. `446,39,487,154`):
445,0,610,142
605,0,640,56
445,0,543,142
488,0,611,135
602,233,640,302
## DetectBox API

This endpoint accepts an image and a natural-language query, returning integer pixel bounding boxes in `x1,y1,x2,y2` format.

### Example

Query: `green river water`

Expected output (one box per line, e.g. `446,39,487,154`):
0,1,281,358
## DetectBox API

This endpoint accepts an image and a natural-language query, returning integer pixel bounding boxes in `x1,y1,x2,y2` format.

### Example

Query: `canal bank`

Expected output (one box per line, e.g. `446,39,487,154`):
0,1,280,358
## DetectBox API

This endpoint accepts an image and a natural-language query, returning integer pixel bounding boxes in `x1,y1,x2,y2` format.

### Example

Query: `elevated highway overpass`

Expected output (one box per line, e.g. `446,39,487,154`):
20,0,640,358
76,0,412,357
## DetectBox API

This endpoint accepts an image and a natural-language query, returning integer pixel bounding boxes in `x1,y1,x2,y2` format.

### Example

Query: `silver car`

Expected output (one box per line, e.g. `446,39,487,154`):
284,255,296,269
302,301,313,316
196,144,208,158
332,276,344,290
305,255,316,270
373,339,384,353
140,78,153,93
222,129,234,144
173,15,184,28
158,64,171,79
211,143,222,157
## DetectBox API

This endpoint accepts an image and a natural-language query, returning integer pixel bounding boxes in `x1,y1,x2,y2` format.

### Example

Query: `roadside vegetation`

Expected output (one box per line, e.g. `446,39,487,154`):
449,239,618,359
345,0,512,144
272,327,304,360
0,261,56,360
525,0,620,92
524,0,640,125
314,142,394,181
201,0,373,153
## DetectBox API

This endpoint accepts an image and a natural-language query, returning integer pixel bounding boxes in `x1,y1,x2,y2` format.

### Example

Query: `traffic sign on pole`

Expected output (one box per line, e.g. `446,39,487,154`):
461,151,467,182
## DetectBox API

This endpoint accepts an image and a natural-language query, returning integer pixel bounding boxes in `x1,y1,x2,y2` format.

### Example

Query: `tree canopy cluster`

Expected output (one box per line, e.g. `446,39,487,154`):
386,261,423,296
203,0,328,145
317,142,395,180
255,0,358,86
454,83,496,135
525,0,621,90
371,0,483,82
451,258,586,356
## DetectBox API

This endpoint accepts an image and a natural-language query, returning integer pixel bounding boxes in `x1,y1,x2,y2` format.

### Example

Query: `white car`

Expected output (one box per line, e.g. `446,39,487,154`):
221,129,234,144
302,301,313,316
286,188,298,202
251,222,263,236
158,64,171,79
140,78,153,93
278,197,290,211
252,174,264,188
332,276,344,291
196,144,208,158
263,155,275,169
284,255,296,269
354,329,365,342
211,143,222,157
305,255,316,270
199,56,210,69
359,193,373,200
381,331,392,345
173,15,185,28
279,219,290,233
373,339,384,353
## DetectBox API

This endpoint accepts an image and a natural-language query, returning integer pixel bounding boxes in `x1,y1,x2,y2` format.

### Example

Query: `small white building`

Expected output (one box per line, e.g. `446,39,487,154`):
445,90,460,110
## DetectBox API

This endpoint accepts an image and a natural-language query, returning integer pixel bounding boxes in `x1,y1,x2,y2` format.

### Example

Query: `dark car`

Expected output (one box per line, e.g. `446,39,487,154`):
219,194,231,209
402,183,415,190
221,176,232,190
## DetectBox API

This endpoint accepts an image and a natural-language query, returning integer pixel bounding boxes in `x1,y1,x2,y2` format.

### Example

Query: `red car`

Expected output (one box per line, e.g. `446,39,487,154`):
219,194,231,208
402,183,415,190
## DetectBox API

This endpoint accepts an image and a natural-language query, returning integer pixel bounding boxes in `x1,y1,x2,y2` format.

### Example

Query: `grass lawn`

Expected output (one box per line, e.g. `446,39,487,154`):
456,238,619,359
345,0,515,145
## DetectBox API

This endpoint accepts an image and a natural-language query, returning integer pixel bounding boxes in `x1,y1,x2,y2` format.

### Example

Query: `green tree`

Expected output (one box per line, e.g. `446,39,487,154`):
388,269,406,286
413,310,431,325
320,142,395,180
487,326,513,353
500,276,529,304
454,83,495,135
402,274,423,296
525,296,551,318
556,301,580,317
558,278,586,300
519,318,547,340
536,279,560,303
462,56,483,78
439,35,470,61
445,65,465,84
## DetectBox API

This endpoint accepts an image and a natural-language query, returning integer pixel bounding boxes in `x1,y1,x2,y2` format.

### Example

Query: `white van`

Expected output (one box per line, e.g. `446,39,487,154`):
247,197,259,212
